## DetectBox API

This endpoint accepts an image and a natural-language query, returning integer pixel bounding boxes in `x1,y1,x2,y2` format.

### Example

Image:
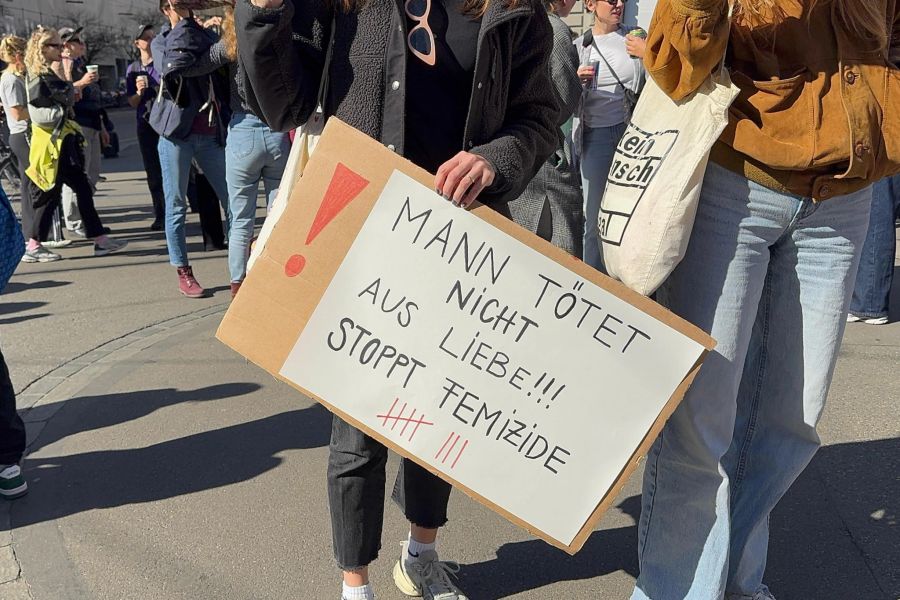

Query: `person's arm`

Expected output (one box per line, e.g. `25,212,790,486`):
7,78,30,122
235,0,328,132
180,40,232,77
7,105,29,122
160,21,208,76
643,0,730,100
26,77,65,129
548,19,582,125
125,67,141,108
463,3,559,204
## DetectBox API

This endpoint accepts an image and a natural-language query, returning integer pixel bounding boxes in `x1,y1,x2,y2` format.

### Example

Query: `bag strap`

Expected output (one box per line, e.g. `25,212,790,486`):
314,15,337,112
719,1,735,73
590,38,629,92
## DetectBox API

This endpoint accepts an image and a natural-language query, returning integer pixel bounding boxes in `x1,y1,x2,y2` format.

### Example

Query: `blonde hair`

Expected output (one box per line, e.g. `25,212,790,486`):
25,27,57,78
736,0,890,56
0,36,27,76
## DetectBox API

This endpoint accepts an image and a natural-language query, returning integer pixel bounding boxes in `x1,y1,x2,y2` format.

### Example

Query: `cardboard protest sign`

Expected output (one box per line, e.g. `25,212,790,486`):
217,119,715,553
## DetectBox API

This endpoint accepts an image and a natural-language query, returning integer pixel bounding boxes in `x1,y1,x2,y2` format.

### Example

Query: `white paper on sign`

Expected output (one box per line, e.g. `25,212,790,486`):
280,170,705,545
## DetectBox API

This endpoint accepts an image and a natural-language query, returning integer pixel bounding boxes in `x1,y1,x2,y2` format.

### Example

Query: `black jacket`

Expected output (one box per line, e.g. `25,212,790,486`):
234,0,559,205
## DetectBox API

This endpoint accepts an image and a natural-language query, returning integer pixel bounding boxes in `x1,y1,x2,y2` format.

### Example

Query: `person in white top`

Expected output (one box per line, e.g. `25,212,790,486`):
572,0,646,271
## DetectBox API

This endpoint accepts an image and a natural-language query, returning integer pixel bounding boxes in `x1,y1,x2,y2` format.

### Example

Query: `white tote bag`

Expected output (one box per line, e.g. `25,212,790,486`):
247,18,334,272
599,10,739,296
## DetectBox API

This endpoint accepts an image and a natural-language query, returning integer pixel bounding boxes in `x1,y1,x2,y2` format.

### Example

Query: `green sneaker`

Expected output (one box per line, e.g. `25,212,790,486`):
392,541,468,600
0,464,28,500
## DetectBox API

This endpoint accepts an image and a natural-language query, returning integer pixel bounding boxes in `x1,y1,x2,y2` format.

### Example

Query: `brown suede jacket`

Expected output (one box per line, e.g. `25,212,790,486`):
645,0,900,200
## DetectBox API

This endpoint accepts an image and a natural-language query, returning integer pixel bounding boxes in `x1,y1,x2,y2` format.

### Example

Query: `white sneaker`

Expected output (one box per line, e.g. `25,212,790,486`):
393,542,468,600
67,227,88,239
94,238,128,257
21,245,62,263
43,238,73,249
846,313,889,325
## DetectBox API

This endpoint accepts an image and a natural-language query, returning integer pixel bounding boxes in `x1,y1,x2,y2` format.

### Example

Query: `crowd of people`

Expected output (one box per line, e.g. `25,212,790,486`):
2,0,899,599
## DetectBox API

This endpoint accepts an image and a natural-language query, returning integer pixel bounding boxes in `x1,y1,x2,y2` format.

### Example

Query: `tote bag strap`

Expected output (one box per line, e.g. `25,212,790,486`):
719,1,735,73
314,15,336,113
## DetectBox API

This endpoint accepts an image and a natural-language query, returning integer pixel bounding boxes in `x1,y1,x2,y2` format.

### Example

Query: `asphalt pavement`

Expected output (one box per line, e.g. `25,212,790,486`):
0,110,897,600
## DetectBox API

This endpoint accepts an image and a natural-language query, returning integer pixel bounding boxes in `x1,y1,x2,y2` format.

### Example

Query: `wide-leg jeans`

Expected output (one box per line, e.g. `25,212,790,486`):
631,162,872,600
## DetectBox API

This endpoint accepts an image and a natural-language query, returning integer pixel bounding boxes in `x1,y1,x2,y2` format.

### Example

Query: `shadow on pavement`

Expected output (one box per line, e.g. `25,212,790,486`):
767,436,899,600
0,313,51,325
458,495,641,598
26,384,262,454
0,301,48,315
460,437,898,599
13,387,331,528
3,280,72,295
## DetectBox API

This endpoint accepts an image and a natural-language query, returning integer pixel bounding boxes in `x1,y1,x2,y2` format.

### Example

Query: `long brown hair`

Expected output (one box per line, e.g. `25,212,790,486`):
736,0,890,55
222,6,237,61
338,0,522,17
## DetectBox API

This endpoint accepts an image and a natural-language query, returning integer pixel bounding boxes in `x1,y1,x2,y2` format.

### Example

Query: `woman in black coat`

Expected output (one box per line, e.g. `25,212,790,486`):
237,0,563,598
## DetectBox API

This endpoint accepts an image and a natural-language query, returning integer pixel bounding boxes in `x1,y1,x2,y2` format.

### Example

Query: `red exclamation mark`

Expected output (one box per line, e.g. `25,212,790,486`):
284,162,370,277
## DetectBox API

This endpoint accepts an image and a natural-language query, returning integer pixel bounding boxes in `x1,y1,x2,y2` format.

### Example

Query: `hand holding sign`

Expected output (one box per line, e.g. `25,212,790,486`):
435,151,496,209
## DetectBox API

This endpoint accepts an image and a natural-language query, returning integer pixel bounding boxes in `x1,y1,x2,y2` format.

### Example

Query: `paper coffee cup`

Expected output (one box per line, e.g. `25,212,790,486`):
136,75,148,86
86,65,99,74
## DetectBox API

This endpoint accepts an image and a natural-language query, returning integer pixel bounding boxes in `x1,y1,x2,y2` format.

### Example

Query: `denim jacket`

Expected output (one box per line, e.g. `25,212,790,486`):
149,18,230,144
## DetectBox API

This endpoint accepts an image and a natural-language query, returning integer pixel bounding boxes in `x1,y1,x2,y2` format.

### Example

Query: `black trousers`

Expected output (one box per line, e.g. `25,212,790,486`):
30,134,105,239
8,132,33,239
136,120,165,222
327,415,452,570
0,347,25,466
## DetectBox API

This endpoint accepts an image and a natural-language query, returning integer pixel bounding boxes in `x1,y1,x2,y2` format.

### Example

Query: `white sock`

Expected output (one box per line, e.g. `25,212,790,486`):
341,582,374,600
406,535,437,564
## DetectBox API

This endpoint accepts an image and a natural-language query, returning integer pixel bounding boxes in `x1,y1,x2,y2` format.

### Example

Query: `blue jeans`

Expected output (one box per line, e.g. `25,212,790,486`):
849,174,900,319
632,163,872,600
580,122,626,271
225,112,289,283
158,134,230,268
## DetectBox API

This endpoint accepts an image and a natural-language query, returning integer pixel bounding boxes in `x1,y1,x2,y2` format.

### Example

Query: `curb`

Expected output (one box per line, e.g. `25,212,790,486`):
0,303,229,599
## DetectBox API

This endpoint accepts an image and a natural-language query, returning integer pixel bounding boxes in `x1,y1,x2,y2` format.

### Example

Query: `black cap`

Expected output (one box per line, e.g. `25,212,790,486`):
58,26,83,42
135,24,154,41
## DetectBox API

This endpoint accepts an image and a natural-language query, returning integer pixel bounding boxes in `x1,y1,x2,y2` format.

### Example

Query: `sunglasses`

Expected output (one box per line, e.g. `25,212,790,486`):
405,0,435,66
600,0,626,5
43,43,62,48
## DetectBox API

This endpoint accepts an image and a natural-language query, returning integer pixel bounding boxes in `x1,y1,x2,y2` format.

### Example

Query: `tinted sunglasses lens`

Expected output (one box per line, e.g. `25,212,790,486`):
406,0,427,17
408,27,432,54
